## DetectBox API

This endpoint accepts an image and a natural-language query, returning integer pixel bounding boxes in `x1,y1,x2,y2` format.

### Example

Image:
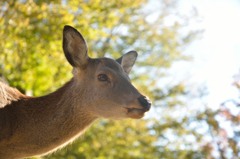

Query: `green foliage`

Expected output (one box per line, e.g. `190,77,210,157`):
0,0,73,95
0,0,200,158
3,0,238,159
46,119,159,159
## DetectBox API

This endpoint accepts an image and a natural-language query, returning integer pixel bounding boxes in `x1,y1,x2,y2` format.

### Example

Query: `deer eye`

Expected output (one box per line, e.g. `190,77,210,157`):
98,74,109,82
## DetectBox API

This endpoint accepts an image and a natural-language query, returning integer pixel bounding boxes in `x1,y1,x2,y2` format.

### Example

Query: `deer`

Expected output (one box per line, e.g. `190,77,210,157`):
0,25,151,159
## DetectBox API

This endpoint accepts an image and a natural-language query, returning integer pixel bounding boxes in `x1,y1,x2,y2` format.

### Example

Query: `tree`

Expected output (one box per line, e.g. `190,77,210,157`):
0,0,202,158
201,71,240,159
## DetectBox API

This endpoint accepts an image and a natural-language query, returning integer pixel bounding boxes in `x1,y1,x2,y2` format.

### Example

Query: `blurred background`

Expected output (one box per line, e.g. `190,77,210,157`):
0,0,239,158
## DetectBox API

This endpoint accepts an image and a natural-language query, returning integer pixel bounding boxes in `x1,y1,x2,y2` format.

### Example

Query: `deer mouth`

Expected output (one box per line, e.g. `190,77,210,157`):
125,96,151,119
126,107,149,119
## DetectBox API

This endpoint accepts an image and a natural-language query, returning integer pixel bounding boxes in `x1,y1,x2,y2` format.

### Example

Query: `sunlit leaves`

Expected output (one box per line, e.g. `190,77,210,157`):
0,0,218,159
47,120,159,159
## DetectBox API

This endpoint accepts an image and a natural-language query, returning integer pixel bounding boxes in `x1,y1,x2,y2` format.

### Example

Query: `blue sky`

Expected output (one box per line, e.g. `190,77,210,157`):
178,0,240,107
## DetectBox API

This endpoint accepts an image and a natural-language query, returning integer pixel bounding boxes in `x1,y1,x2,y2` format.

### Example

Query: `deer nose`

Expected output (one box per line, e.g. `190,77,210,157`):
138,96,151,111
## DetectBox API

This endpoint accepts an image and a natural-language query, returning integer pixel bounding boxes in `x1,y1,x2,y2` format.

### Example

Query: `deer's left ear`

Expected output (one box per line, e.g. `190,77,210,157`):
62,25,89,69
116,51,138,74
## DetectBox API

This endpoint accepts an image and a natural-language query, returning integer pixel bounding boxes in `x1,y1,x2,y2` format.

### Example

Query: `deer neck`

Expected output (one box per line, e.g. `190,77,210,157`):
0,79,97,157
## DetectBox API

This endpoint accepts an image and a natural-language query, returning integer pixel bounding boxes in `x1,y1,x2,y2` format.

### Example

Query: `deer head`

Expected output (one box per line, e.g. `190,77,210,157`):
62,25,151,119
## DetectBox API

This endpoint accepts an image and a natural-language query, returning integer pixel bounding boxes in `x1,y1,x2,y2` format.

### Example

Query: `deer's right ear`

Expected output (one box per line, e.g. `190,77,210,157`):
116,51,138,74
63,25,89,68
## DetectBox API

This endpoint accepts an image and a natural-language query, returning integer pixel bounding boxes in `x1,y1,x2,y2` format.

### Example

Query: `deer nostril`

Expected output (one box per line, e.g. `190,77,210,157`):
138,96,151,111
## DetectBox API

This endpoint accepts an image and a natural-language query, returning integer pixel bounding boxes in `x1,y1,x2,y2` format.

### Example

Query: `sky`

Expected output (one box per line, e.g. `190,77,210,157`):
177,0,240,108
154,1,240,156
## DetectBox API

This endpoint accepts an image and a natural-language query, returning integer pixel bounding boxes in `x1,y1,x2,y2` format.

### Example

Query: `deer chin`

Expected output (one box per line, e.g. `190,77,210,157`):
126,108,147,119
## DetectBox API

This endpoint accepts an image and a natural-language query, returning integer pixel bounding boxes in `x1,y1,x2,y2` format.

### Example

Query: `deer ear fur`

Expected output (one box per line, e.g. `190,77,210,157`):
62,25,89,68
116,51,138,74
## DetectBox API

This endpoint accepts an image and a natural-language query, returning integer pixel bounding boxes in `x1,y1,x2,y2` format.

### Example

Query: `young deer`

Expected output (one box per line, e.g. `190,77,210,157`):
0,25,151,159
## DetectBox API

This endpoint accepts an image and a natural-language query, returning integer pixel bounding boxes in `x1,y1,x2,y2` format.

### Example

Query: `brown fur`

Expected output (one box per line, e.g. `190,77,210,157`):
0,26,151,159
0,80,97,158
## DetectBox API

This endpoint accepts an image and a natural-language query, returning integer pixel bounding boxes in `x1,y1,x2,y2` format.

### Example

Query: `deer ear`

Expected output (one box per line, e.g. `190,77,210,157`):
63,25,89,68
116,51,138,74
